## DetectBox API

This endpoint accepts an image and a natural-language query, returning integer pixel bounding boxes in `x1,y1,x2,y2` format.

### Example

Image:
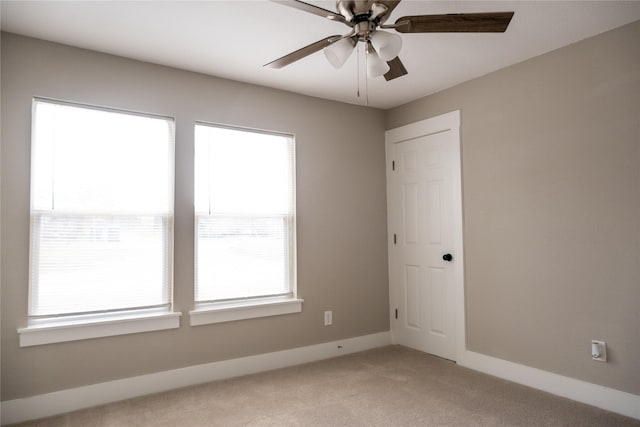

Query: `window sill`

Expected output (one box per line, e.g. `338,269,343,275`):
189,298,303,326
17,311,182,347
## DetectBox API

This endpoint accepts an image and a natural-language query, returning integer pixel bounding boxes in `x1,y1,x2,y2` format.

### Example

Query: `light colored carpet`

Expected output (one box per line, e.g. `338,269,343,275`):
14,345,640,426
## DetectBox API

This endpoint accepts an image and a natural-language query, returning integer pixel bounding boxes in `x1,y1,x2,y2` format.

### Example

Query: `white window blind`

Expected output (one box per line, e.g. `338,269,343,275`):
194,123,296,304
29,99,175,318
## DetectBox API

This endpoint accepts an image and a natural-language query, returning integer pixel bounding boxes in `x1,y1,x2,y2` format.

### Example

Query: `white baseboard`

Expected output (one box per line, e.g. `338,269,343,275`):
458,350,640,421
4,336,638,425
1,331,392,426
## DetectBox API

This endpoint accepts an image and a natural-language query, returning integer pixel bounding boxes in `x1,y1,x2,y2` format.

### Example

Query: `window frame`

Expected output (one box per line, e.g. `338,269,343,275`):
190,122,301,326
18,98,180,346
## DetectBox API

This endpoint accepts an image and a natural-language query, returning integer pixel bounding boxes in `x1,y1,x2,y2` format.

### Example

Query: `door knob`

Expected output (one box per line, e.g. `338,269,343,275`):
442,253,453,262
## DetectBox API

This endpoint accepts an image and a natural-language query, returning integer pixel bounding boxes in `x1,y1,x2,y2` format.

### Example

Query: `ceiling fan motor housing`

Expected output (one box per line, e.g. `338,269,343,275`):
355,21,377,41
338,1,373,22
336,0,392,42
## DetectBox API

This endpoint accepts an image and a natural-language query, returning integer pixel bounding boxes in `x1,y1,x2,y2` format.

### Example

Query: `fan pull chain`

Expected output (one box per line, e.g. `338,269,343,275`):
365,60,370,106
364,47,369,106
356,44,360,99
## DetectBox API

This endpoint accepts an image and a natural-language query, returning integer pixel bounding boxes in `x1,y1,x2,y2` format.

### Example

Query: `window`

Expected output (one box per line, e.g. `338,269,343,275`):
192,123,300,324
21,98,178,345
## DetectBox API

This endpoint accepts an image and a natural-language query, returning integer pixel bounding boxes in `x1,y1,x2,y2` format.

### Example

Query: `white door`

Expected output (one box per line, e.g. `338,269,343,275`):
387,114,462,362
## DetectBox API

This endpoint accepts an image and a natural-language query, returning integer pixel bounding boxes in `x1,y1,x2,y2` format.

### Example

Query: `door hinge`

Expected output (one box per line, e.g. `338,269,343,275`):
392,160,395,171
393,234,397,244
395,308,398,319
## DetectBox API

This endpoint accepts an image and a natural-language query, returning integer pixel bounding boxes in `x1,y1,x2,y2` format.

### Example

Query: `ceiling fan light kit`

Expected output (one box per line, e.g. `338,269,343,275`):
365,41,390,77
369,30,402,61
266,0,514,82
324,36,357,68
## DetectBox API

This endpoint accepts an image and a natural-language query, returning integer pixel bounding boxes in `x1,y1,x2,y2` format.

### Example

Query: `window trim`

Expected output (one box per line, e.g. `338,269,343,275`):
18,310,182,347
22,98,178,344
189,297,303,326
32,96,175,121
193,122,298,315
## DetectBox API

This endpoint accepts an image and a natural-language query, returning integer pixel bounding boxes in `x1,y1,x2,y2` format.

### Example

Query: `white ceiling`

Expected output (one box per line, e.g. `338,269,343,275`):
2,1,640,109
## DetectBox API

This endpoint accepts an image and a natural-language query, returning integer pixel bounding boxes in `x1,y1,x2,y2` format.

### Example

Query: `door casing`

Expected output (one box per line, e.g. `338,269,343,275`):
385,110,466,362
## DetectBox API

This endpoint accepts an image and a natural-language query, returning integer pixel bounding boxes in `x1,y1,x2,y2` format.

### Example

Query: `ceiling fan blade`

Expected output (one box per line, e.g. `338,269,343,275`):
271,0,348,25
395,12,514,33
384,56,408,81
264,35,342,69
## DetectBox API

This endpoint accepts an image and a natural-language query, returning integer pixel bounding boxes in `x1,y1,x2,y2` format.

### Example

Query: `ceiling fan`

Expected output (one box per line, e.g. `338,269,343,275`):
265,0,514,81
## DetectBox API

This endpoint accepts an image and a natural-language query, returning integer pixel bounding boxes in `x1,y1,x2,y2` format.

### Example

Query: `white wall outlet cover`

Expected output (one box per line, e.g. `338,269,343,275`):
324,311,333,326
591,340,607,362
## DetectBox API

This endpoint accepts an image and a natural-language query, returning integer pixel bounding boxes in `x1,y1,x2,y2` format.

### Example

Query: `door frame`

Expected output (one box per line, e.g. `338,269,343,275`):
385,110,466,362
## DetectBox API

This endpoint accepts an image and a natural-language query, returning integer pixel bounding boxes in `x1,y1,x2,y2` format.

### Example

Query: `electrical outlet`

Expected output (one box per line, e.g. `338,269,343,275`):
324,311,333,326
591,340,607,362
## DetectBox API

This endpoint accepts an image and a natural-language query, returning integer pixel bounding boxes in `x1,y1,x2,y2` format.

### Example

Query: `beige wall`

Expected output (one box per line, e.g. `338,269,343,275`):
0,33,389,400
2,17,639,403
387,20,640,395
